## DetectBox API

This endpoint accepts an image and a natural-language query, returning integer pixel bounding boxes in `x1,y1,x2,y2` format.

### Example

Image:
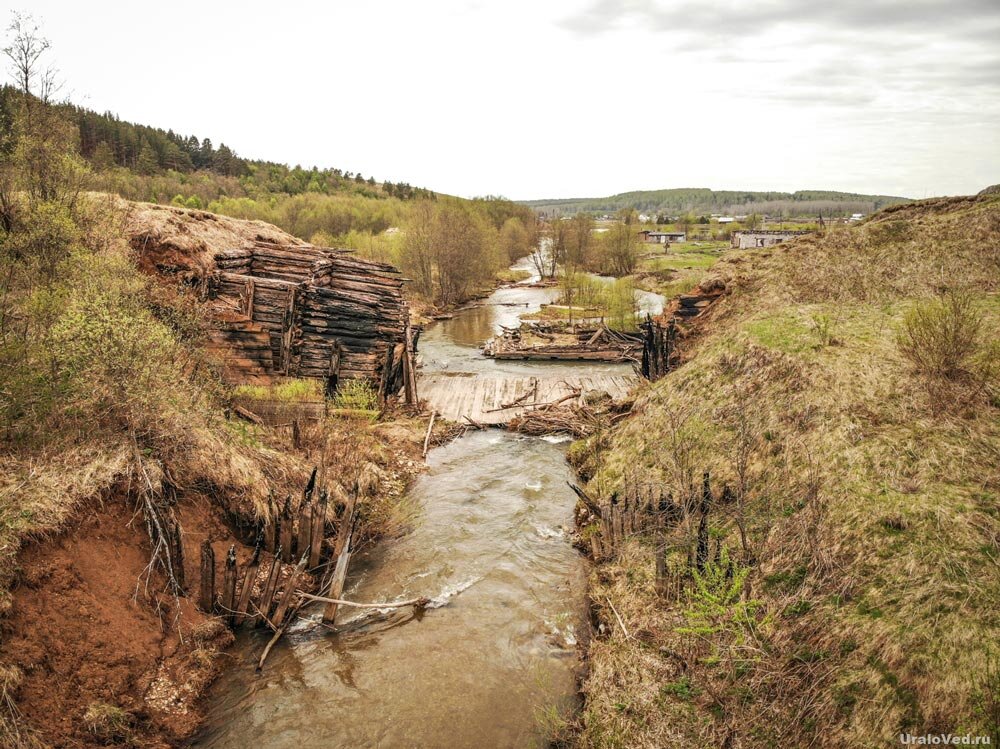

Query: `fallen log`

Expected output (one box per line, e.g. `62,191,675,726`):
321,486,359,624
271,554,309,628
568,482,602,517
233,541,262,626
234,405,263,425
298,593,430,610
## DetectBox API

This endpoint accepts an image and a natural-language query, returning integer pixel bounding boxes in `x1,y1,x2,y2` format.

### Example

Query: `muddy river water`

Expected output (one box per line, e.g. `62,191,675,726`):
193,261,659,748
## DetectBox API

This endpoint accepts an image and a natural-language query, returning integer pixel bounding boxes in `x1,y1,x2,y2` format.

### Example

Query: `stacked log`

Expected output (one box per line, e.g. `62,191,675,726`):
205,240,410,391
205,321,274,382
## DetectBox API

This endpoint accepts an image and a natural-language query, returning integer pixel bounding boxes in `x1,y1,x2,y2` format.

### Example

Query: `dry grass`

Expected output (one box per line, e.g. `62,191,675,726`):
575,194,1000,746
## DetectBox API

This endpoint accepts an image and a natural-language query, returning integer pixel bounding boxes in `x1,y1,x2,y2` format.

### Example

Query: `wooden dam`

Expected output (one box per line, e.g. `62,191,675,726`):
418,373,637,425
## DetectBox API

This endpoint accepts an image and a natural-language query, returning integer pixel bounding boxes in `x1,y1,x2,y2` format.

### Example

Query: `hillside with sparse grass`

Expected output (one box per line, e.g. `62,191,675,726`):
568,193,1000,747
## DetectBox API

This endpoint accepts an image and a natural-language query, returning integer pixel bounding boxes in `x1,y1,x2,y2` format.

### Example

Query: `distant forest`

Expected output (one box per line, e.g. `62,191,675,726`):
0,85,432,202
522,187,911,218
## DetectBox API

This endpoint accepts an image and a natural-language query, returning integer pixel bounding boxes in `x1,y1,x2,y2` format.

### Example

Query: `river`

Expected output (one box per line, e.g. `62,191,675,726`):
192,262,658,748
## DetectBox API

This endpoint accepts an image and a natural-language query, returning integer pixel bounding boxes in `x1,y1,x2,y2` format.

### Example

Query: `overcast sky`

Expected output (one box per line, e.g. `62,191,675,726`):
9,0,1000,199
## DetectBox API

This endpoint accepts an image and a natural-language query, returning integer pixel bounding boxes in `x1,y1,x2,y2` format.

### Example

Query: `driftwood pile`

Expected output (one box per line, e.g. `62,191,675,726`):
506,386,632,437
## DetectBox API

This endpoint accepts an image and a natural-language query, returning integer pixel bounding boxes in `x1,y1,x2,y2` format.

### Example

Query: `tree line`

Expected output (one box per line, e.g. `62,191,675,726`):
0,84,434,202
524,187,909,218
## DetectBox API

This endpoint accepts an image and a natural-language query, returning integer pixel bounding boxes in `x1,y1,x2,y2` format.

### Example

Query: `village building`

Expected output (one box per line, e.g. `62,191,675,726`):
638,230,687,244
730,229,812,249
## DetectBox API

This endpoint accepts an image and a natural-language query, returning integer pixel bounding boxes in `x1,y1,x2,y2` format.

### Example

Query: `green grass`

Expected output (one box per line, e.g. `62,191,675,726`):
232,379,324,402
496,268,533,284
331,379,380,412
642,252,720,272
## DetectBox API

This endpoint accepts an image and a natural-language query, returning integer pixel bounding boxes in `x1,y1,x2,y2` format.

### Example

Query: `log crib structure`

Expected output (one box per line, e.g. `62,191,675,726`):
127,202,416,400
209,241,413,395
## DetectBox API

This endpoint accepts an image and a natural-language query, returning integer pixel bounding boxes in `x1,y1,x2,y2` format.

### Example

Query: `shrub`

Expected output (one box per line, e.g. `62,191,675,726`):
332,379,379,411
896,292,985,380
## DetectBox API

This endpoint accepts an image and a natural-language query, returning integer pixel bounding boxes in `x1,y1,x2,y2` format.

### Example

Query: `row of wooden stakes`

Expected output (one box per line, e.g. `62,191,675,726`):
576,472,729,600
197,468,362,631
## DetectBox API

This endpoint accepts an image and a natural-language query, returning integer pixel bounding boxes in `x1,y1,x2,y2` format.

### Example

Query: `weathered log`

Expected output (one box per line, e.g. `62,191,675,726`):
299,592,430,610
199,539,215,613
279,495,293,562
221,545,238,623
309,489,327,569
271,554,309,628
255,553,282,625
234,541,262,627
322,486,359,624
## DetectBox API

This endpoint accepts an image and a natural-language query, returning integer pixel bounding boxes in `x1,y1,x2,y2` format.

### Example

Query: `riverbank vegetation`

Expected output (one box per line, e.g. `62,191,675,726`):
0,19,437,745
569,192,1000,747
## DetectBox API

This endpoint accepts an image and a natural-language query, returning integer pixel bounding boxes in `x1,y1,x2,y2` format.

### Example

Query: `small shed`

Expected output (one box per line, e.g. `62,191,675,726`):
730,230,812,249
638,231,687,244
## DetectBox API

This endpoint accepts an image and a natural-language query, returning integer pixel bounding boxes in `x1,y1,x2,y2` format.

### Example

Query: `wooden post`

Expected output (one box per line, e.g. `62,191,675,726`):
221,545,237,624
612,494,624,546
378,342,394,406
169,516,185,591
296,503,311,562
199,539,215,613
601,505,614,557
322,486,359,624
280,287,296,374
403,322,417,406
241,278,256,318
422,411,436,458
256,553,283,625
308,489,327,569
326,341,342,399
279,495,293,563
263,490,277,554
233,541,262,627
271,554,308,628
590,532,603,562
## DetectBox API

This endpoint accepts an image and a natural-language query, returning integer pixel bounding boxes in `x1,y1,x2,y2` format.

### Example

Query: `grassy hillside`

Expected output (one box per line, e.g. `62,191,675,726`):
570,194,1000,746
522,187,910,218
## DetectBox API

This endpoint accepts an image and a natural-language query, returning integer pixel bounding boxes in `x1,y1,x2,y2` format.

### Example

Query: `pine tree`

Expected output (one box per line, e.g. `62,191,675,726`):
90,141,115,171
135,141,159,175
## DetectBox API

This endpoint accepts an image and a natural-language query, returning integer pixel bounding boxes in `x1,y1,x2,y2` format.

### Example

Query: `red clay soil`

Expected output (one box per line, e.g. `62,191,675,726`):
1,493,241,748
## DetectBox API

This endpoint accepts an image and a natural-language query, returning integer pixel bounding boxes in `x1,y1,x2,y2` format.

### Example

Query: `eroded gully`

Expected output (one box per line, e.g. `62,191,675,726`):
192,258,661,748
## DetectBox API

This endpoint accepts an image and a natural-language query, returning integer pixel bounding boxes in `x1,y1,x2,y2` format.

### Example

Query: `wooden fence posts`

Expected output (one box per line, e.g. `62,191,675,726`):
195,467,358,635
583,471,730,601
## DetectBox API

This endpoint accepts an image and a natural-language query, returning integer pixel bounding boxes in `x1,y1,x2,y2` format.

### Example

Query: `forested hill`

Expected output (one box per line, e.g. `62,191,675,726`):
0,85,432,202
521,187,910,218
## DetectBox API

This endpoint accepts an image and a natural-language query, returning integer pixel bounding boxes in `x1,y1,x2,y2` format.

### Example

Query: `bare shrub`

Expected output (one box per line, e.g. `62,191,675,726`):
896,292,985,381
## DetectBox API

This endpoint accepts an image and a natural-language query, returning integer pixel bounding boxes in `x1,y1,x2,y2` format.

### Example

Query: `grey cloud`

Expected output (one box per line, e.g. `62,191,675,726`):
560,0,1000,37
